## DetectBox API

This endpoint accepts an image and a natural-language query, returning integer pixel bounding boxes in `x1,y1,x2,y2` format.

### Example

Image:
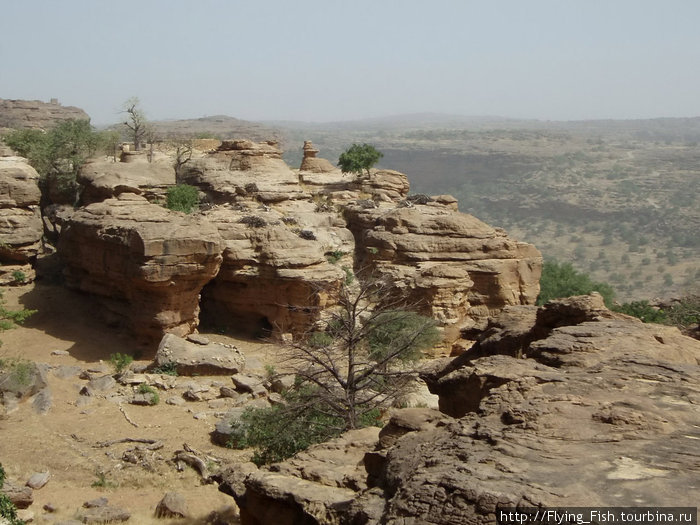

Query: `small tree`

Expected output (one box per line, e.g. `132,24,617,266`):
285,277,439,430
122,97,147,151
166,184,199,214
338,143,383,179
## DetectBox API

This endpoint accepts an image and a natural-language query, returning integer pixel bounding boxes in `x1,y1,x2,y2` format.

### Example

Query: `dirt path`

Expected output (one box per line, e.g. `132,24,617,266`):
1,281,280,524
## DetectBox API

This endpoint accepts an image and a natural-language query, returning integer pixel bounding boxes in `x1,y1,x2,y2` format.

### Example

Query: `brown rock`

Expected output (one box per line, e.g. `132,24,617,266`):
155,334,245,376
0,98,90,129
0,479,34,509
58,194,223,343
0,156,43,262
154,491,188,518
299,141,336,173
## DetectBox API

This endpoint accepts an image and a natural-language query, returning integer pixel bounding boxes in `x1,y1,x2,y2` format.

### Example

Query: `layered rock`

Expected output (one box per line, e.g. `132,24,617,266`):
78,155,176,204
178,140,305,203
225,296,700,523
344,201,542,335
201,205,346,336
59,193,222,343
0,98,90,129
0,156,43,262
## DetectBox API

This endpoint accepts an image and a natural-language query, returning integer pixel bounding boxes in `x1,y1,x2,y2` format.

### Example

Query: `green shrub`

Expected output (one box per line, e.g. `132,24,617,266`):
138,384,159,405
151,362,178,376
537,259,615,307
166,184,200,214
367,311,440,363
0,463,25,525
613,301,667,323
0,290,36,347
109,353,133,374
10,271,26,284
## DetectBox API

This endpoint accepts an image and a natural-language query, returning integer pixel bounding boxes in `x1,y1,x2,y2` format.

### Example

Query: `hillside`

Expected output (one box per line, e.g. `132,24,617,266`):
275,116,700,302
0,98,90,130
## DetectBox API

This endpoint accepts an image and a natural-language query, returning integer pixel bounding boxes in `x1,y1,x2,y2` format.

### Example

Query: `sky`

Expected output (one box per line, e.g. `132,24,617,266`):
2,0,700,125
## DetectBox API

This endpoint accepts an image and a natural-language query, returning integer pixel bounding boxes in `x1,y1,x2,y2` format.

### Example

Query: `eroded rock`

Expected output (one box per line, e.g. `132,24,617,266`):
154,334,245,376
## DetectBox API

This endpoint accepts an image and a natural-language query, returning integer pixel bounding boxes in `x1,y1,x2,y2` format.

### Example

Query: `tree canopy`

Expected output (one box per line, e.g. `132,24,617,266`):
337,143,383,179
537,259,615,307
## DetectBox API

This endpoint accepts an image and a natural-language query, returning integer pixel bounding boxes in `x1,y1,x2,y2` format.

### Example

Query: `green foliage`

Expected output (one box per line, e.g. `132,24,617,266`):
264,364,276,378
151,362,178,376
325,250,346,264
91,472,116,489
138,384,159,405
613,301,668,323
338,143,383,178
665,295,700,331
0,464,25,525
10,270,26,284
537,259,615,307
109,353,133,374
0,290,36,347
0,358,33,386
3,119,99,178
367,311,440,363
166,184,200,214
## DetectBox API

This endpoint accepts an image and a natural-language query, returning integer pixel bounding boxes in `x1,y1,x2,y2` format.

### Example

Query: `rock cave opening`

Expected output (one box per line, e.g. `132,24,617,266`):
198,280,273,340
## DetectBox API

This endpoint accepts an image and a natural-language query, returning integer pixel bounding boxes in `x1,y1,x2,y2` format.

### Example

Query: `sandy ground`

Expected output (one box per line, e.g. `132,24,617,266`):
0,281,282,524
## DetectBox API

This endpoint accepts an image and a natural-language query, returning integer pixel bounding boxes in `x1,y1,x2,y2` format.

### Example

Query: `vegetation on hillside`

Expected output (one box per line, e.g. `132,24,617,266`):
338,143,383,179
166,184,200,214
537,259,615,307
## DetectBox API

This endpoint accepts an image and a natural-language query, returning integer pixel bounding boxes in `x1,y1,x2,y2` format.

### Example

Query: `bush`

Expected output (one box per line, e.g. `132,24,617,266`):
537,259,615,307
10,270,26,284
367,311,440,362
0,290,36,347
613,301,667,323
166,184,200,214
109,353,133,374
0,463,24,525
138,384,159,405
151,362,178,376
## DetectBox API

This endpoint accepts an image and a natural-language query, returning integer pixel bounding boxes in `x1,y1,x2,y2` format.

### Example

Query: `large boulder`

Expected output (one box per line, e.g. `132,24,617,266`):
224,297,700,524
154,333,245,375
58,193,222,343
0,156,43,262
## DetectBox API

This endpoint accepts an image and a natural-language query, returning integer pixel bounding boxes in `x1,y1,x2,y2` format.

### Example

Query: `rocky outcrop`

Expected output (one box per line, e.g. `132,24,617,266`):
78,155,175,205
299,140,335,173
0,98,90,129
58,141,540,346
225,296,700,523
58,193,222,343
201,204,346,337
344,201,542,335
178,140,305,203
154,333,245,375
0,156,43,263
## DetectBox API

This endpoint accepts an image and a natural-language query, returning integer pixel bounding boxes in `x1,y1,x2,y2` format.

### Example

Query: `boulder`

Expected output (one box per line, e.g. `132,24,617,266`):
154,333,245,376
0,479,33,509
78,156,175,204
154,491,188,518
299,141,336,173
79,505,131,523
58,194,223,343
0,156,43,262
26,471,50,489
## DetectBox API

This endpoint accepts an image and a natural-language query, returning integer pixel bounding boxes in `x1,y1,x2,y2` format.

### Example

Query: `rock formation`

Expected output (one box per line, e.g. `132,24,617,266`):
0,156,43,264
58,194,222,343
57,141,540,346
0,98,90,129
222,295,700,524
299,140,336,173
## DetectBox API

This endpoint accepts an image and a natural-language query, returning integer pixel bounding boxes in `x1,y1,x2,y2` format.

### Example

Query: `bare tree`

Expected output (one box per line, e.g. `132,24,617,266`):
122,97,147,151
281,277,440,430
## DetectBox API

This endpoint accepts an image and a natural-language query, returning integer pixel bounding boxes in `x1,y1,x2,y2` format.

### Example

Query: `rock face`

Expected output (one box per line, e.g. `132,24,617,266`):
58,141,540,346
344,200,542,334
224,296,700,524
59,193,223,343
0,156,43,262
0,98,90,129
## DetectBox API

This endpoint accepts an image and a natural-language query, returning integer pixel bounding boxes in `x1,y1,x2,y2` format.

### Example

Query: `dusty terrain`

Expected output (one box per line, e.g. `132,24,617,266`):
0,280,285,524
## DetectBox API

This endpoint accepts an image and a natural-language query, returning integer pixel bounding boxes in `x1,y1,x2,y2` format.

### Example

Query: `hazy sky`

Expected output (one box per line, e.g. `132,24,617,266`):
2,0,700,125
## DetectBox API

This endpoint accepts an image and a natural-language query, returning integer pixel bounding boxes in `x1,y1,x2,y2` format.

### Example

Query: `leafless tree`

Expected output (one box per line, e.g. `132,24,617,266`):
280,276,440,430
122,97,147,151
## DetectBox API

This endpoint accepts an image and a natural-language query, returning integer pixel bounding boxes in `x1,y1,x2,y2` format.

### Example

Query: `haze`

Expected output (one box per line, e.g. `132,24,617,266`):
2,0,700,125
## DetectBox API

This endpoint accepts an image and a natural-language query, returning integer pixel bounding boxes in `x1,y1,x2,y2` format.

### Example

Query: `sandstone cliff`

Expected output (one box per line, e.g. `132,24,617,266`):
57,141,541,345
222,295,700,524
0,98,90,129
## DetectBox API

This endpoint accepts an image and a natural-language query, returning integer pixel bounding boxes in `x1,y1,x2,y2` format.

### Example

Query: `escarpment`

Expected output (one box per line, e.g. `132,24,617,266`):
55,140,542,345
